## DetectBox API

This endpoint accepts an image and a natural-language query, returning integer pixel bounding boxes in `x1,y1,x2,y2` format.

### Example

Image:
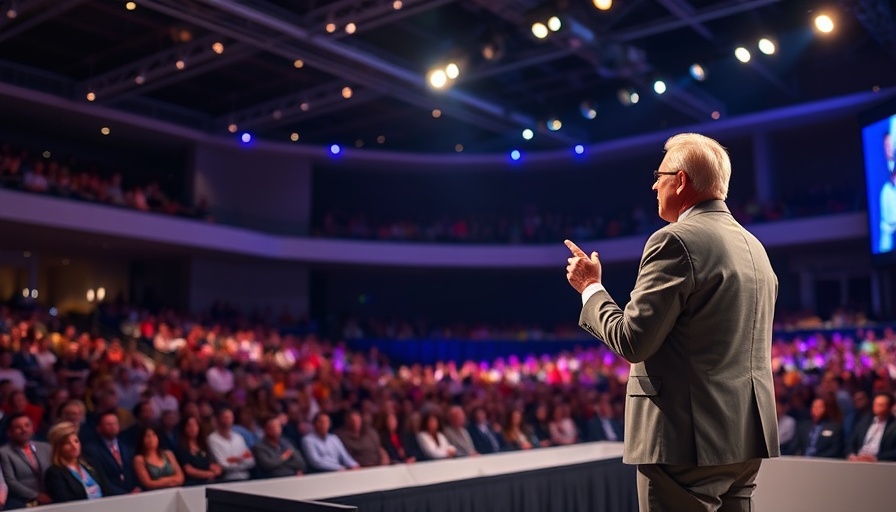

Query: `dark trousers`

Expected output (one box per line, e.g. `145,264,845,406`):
637,458,762,512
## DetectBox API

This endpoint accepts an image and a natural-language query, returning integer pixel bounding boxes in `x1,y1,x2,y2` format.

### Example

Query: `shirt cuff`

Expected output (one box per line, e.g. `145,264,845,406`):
581,282,605,305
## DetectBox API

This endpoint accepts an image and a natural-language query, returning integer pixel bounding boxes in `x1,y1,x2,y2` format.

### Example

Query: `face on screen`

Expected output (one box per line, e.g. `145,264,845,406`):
862,113,896,256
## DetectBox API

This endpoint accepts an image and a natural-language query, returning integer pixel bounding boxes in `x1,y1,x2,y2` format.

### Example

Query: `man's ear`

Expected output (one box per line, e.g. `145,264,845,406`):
676,171,688,195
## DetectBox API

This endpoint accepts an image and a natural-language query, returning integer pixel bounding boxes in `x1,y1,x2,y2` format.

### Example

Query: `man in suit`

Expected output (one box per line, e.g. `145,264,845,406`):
83,409,141,495
566,133,779,511
442,406,478,457
0,412,52,508
586,394,624,443
846,393,896,462
467,407,502,455
795,397,843,458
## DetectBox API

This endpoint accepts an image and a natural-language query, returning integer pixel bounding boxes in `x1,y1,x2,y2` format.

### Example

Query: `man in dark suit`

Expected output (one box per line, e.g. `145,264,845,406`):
566,133,779,511
0,413,52,508
585,395,624,443
846,393,896,462
83,409,141,495
467,407,501,455
796,397,843,458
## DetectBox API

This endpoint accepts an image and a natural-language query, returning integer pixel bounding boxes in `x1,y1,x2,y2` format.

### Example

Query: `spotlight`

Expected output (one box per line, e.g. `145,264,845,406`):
653,80,667,94
711,111,721,120
510,149,521,161
574,145,585,155
342,86,353,99
617,88,635,106
522,129,534,140
814,14,834,34
481,36,505,61
42,151,51,158
227,123,238,133
580,101,597,119
97,287,106,301
445,63,460,79
345,22,357,34
429,69,448,88
455,143,464,152
630,92,640,104
212,42,224,54
125,2,136,11
293,59,304,68
290,133,299,142
531,22,549,39
547,16,562,32
432,109,442,118
86,91,96,102
241,132,251,143
689,63,706,81
734,47,751,63
6,8,16,18
592,0,612,10
757,38,775,55
393,0,402,9
377,135,386,144
547,118,562,131
326,22,337,33
330,144,341,155
175,59,186,70
134,74,145,85
100,127,111,135
86,289,95,302
300,102,310,111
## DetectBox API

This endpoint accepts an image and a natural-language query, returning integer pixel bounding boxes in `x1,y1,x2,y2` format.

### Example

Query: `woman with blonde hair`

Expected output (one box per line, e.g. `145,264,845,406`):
44,421,111,503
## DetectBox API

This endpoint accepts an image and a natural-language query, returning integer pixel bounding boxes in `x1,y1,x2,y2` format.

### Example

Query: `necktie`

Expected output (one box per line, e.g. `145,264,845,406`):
110,443,122,466
23,446,37,470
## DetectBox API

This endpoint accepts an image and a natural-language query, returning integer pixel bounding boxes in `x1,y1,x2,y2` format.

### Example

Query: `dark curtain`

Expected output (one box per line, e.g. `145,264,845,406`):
326,458,637,512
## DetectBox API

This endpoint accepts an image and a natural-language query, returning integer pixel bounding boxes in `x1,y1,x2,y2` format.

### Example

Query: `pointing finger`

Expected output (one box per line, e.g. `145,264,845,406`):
564,239,587,258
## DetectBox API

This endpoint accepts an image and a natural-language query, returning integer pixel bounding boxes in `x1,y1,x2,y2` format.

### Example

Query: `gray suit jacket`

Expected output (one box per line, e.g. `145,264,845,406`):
579,200,779,466
0,441,52,505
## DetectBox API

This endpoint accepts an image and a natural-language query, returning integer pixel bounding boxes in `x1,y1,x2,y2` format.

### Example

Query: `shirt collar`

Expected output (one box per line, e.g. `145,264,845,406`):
677,205,696,222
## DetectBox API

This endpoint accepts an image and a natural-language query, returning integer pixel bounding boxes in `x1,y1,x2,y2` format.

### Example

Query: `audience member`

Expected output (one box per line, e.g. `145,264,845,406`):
467,407,502,455
175,416,221,486
547,404,578,446
797,397,844,458
301,413,359,471
132,426,184,490
376,411,415,464
83,410,140,495
585,396,623,443
416,412,456,460
0,413,52,508
335,410,386,468
442,406,477,457
252,416,305,478
207,407,254,481
501,409,534,451
44,422,109,503
846,393,896,462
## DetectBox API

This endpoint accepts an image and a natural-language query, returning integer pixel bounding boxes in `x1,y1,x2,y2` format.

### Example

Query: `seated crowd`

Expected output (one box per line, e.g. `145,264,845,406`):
0,142,207,220
0,141,859,244
0,303,893,508
312,185,859,244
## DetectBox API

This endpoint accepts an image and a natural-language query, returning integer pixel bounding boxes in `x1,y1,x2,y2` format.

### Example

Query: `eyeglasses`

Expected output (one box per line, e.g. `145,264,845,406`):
653,170,678,181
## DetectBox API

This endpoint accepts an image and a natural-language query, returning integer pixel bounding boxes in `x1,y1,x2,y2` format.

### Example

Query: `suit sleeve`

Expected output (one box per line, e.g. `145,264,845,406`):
251,443,283,473
580,229,694,363
0,450,38,501
45,466,72,503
